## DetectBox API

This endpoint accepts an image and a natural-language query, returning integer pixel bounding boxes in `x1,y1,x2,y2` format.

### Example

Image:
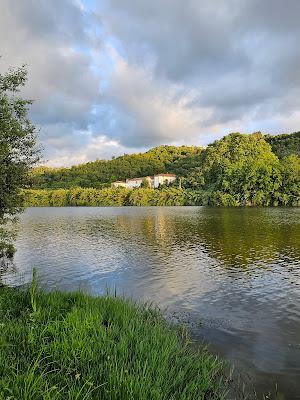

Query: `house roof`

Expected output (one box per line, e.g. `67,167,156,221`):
127,177,144,181
125,173,176,182
155,173,176,177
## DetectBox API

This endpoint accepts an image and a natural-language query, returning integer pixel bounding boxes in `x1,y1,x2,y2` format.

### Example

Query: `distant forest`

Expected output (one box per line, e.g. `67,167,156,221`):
27,132,299,206
30,145,203,189
31,131,300,188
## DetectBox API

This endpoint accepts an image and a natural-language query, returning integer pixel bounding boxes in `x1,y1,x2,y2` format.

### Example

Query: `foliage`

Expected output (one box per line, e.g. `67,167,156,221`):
279,154,300,206
22,178,299,207
22,188,194,207
23,131,300,208
0,283,228,400
0,64,39,256
184,132,297,206
265,131,300,158
140,177,150,188
30,145,202,189
28,131,300,207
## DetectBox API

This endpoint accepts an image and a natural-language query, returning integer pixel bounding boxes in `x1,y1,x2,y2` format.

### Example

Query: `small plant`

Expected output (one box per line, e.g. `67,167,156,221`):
30,268,38,314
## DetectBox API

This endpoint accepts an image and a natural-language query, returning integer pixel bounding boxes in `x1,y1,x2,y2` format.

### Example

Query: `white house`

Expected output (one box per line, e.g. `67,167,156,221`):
126,177,144,189
153,173,176,188
111,181,128,188
111,173,176,189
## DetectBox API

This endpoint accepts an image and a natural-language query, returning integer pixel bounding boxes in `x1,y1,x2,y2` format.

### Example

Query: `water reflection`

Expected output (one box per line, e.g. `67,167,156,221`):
2,206,300,399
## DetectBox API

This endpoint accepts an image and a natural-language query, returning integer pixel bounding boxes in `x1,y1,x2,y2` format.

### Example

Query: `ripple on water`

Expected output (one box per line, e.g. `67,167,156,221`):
2,206,300,399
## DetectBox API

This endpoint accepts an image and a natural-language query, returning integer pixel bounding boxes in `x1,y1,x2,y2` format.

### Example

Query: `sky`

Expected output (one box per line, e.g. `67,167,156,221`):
1,0,300,166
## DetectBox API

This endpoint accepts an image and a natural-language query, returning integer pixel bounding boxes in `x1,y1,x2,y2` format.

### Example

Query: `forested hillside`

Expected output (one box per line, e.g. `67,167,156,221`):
265,131,300,158
30,145,202,189
29,132,300,207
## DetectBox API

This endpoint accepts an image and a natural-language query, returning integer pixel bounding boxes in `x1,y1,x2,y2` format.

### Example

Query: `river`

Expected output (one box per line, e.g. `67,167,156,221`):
2,206,300,399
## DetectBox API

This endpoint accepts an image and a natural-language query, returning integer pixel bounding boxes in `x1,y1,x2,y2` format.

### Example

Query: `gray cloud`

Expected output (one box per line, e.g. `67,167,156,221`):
1,0,300,165
96,57,208,147
0,0,101,164
102,0,248,81
100,0,300,128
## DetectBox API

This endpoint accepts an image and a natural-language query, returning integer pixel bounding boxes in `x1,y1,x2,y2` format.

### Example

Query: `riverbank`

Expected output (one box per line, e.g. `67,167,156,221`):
0,280,229,400
21,187,300,207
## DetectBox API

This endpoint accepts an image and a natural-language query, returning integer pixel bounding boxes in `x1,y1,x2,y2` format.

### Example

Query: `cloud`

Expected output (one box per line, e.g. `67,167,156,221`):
0,0,102,165
100,0,300,130
1,0,300,166
101,0,248,81
43,130,132,167
2,3,101,127
97,52,215,147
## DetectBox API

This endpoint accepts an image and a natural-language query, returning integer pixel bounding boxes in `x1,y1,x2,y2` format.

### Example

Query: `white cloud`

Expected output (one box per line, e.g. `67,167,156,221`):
44,133,129,167
101,52,216,147
1,0,299,166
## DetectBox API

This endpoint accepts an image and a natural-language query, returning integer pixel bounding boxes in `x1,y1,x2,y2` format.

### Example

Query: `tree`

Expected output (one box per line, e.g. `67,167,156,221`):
0,63,39,257
265,132,300,158
280,154,300,206
186,132,282,205
141,178,150,188
30,145,202,189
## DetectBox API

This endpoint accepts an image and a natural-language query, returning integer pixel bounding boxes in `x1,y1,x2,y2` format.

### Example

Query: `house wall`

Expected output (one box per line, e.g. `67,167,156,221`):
126,179,143,189
153,175,176,188
146,176,154,188
111,181,127,188
112,174,176,189
127,176,154,188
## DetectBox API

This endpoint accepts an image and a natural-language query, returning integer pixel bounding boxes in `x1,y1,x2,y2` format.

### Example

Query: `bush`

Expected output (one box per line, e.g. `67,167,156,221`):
21,184,300,208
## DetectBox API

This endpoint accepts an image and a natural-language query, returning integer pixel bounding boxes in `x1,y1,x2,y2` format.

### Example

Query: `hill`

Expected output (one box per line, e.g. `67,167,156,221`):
30,131,300,190
30,145,202,189
265,131,300,158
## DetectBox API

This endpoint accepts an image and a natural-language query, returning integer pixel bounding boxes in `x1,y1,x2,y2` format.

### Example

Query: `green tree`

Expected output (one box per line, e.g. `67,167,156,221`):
141,178,150,188
30,145,202,189
17,132,300,209
0,64,39,257
186,132,282,205
279,154,300,206
265,131,300,158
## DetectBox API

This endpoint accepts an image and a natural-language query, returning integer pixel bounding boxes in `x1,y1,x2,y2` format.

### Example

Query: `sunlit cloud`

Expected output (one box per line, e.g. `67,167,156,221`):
1,0,300,165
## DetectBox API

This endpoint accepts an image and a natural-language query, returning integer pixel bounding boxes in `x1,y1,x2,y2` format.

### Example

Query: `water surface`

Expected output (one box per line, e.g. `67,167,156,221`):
2,207,300,399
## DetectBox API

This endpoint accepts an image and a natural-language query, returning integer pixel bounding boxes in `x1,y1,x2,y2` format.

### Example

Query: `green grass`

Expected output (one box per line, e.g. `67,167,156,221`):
0,276,229,400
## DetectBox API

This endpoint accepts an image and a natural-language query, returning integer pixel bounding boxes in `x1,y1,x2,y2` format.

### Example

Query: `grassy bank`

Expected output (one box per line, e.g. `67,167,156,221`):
0,281,228,400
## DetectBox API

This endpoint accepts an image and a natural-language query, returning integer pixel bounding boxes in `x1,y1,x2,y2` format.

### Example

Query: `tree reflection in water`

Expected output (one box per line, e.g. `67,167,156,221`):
2,206,300,399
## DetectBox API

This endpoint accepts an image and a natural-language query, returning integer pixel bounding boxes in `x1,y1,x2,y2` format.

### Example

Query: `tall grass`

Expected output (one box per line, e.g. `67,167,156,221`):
0,277,229,400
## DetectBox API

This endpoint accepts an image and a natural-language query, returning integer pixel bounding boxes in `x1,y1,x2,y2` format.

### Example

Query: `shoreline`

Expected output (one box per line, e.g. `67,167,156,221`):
1,280,231,399
22,188,300,207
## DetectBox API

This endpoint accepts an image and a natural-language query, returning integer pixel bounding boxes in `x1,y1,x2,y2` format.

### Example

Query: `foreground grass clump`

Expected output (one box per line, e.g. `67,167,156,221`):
0,283,228,400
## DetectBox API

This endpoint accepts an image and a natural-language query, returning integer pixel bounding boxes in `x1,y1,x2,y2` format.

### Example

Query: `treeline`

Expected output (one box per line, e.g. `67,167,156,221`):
30,132,299,191
265,131,300,158
181,132,300,206
30,145,202,189
22,184,299,207
22,188,194,207
27,132,300,207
